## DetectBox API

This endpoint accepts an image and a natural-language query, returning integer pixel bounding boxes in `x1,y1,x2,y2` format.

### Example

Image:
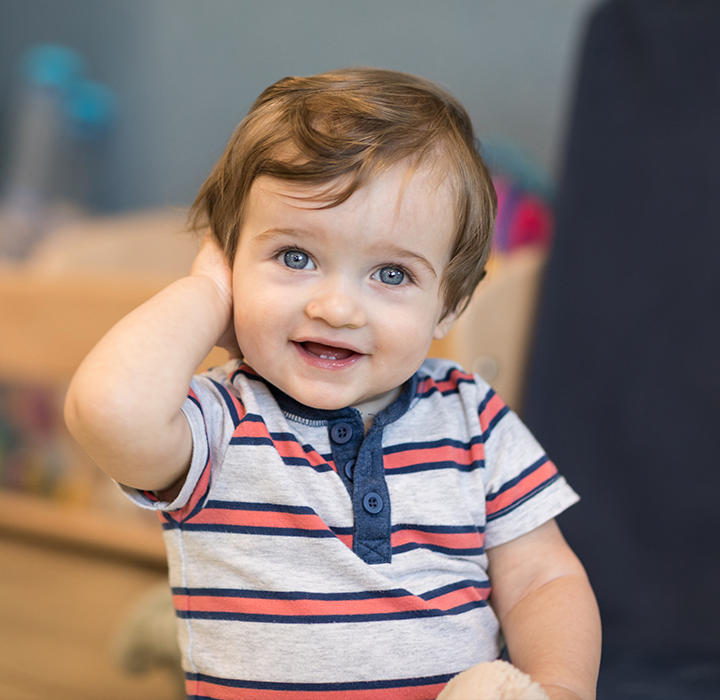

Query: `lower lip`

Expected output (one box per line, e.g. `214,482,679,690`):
292,342,364,370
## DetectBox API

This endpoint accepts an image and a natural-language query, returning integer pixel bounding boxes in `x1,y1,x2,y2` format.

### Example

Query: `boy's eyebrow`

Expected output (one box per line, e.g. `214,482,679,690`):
251,228,301,245
253,228,438,277
374,242,438,277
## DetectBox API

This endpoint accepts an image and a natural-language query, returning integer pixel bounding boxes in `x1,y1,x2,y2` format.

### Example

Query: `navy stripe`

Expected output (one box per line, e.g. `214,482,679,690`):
164,522,337,537
477,387,496,415
486,457,559,521
477,388,511,440
393,542,485,556
231,366,264,383
383,436,482,455
178,463,212,524
229,435,274,447
416,367,475,399
420,579,490,601
177,599,486,624
487,472,560,522
383,437,485,473
486,456,549,500
277,456,336,473
173,581,487,602
187,393,203,412
386,460,484,475
392,523,481,534
204,500,317,514
329,525,353,537
481,406,510,441
187,671,455,693
173,586,413,601
208,378,243,427
229,432,336,473
269,430,302,442
417,380,473,399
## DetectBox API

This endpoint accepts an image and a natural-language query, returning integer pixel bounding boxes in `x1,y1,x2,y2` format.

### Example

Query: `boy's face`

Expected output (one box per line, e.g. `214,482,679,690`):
232,160,458,416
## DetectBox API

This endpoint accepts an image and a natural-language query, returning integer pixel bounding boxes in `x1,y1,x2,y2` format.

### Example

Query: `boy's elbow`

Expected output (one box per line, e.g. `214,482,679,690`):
64,374,120,462
64,372,192,490
64,372,139,471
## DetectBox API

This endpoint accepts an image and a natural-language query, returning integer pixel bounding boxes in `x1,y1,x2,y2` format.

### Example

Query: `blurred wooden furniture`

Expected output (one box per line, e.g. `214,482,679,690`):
0,210,209,700
0,492,181,700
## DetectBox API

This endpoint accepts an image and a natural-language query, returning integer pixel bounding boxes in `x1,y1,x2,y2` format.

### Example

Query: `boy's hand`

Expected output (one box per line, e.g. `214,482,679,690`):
191,232,241,359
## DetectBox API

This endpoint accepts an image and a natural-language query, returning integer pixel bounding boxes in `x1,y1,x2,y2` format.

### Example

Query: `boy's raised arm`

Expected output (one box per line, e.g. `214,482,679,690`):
64,235,236,492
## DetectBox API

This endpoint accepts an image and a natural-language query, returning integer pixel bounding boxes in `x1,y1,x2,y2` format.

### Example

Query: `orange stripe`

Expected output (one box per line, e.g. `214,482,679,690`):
486,460,558,516
190,679,449,700
176,584,487,617
433,370,473,394
335,532,353,548
233,419,270,439
428,586,491,611
478,392,506,433
274,440,334,470
178,456,212,518
384,442,484,470
418,369,472,396
189,507,329,531
178,593,420,617
390,528,484,551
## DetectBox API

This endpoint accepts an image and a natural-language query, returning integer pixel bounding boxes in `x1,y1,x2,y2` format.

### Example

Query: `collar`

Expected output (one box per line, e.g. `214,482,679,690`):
252,367,419,430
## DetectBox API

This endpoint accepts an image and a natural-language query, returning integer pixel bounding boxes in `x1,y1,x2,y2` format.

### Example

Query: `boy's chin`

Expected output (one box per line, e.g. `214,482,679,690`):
264,377,355,412
287,390,353,412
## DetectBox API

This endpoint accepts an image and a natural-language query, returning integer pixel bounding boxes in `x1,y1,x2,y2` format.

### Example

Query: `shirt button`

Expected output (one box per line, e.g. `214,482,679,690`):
344,460,355,481
330,422,353,444
363,492,384,514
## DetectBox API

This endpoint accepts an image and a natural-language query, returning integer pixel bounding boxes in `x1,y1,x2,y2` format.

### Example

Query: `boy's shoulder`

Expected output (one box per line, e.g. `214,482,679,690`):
417,357,492,398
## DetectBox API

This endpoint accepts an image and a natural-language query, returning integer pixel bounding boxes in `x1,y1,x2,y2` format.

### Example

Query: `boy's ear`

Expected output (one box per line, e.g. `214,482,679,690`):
433,296,470,341
433,309,459,341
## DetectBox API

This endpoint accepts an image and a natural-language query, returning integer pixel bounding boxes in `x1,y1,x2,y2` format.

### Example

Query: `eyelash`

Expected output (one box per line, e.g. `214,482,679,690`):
276,246,315,269
375,264,415,286
274,246,416,285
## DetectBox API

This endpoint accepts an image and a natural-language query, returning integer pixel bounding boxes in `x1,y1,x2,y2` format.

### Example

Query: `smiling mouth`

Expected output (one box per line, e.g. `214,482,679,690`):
294,341,363,368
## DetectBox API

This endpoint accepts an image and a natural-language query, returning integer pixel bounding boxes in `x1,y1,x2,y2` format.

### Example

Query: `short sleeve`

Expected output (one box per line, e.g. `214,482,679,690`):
477,386,579,549
119,362,240,512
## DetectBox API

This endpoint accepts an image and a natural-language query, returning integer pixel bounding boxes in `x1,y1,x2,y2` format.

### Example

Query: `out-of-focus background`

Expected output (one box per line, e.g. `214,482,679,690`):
0,0,591,214
2,1,720,699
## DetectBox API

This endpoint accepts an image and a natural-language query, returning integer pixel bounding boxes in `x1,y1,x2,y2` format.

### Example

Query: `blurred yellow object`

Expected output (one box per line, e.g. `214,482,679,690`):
430,246,547,413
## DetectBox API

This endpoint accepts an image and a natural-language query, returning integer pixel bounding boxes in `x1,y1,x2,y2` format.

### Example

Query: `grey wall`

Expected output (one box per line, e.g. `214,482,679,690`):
0,0,598,213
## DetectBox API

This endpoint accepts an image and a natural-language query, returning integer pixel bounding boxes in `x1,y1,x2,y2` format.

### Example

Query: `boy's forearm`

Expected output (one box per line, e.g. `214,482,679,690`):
65,273,231,489
500,572,601,700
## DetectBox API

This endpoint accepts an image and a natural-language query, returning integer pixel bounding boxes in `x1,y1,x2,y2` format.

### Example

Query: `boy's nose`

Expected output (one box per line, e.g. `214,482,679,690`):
305,279,366,329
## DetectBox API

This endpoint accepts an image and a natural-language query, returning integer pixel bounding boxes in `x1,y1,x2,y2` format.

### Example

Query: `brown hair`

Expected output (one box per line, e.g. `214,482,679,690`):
189,67,497,318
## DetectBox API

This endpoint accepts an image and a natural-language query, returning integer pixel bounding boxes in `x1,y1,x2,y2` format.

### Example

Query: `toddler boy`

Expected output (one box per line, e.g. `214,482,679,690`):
65,68,600,700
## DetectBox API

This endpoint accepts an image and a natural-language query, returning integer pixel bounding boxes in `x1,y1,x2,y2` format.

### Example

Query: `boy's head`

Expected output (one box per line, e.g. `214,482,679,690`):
190,67,496,320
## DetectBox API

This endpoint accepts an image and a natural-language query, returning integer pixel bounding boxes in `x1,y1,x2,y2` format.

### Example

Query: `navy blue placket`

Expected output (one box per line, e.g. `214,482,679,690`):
327,413,364,499
265,374,419,566
349,425,391,563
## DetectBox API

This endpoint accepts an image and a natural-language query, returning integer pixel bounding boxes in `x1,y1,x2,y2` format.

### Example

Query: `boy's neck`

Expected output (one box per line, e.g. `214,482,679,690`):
352,385,403,432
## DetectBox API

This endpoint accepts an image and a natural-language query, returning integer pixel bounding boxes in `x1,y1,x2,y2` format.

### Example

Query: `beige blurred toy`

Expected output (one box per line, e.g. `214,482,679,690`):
437,660,549,700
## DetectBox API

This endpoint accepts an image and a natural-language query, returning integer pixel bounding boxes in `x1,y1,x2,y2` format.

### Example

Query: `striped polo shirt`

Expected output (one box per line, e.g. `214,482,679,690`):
124,357,578,700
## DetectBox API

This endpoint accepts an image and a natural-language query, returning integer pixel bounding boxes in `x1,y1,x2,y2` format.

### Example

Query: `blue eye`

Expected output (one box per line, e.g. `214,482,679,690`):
283,250,313,269
377,267,405,285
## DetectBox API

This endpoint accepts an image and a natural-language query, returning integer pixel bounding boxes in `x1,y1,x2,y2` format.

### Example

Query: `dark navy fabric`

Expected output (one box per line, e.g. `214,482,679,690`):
523,0,720,695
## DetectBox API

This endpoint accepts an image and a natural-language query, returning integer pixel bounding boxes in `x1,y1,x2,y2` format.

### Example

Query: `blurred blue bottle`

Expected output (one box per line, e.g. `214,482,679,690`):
0,44,114,260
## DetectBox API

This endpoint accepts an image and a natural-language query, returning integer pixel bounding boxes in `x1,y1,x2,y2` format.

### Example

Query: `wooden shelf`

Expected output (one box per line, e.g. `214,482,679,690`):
0,490,167,569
